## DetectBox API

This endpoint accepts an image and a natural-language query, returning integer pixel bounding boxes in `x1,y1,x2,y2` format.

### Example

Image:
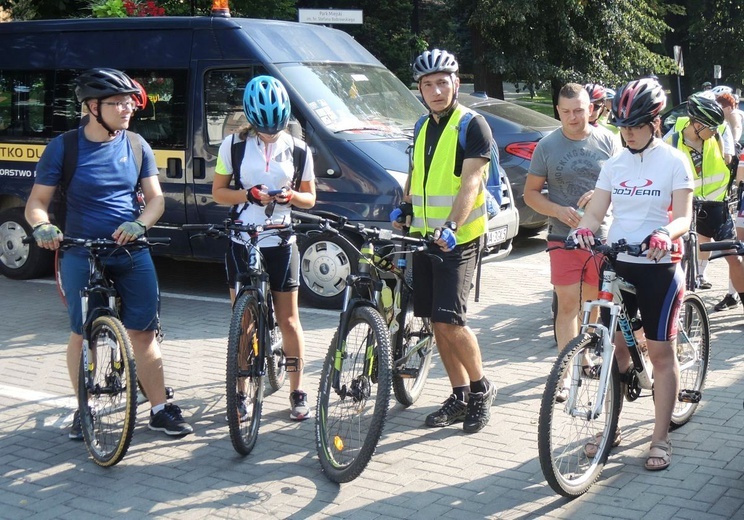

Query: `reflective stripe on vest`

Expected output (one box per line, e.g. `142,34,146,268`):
410,105,487,244
671,126,730,201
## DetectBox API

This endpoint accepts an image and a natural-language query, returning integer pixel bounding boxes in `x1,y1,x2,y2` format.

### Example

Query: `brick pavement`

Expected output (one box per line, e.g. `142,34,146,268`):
1,234,744,519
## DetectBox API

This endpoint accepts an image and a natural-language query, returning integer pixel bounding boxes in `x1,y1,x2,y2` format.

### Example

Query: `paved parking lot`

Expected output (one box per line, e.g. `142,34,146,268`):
2,234,744,519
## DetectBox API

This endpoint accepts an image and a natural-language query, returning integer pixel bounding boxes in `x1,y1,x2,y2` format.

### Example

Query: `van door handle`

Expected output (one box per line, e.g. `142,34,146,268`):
167,157,183,179
193,158,206,179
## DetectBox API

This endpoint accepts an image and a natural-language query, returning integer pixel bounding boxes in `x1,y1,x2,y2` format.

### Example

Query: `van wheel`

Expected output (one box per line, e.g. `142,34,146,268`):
0,208,53,279
298,232,359,309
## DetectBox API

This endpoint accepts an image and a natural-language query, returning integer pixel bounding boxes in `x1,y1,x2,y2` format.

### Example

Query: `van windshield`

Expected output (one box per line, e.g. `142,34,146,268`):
278,63,425,136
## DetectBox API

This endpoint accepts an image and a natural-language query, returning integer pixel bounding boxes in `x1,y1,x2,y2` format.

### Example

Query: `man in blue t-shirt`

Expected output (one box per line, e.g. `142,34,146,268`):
25,68,192,440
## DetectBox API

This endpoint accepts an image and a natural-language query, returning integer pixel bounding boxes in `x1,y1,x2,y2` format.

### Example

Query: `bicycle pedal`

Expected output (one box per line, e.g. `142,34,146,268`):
394,367,419,379
678,389,701,404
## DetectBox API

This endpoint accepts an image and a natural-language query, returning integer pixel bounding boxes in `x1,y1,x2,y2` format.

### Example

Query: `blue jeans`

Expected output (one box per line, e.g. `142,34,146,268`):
60,247,160,334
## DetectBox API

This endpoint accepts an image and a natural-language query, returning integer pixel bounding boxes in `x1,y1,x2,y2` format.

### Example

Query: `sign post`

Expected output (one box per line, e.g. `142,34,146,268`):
673,45,684,104
714,65,722,86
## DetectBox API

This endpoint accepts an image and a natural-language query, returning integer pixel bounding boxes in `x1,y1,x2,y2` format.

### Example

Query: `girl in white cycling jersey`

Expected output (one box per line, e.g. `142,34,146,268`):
574,78,694,471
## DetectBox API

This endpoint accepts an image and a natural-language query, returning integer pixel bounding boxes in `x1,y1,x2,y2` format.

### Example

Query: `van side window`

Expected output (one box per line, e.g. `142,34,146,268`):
127,70,187,149
205,69,260,148
0,71,53,139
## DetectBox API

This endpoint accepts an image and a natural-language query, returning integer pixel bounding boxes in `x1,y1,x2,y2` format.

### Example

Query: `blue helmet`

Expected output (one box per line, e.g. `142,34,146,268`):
243,75,291,134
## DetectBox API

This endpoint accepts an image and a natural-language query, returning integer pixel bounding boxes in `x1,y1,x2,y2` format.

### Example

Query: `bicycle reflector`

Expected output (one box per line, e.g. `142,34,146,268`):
505,142,537,161
598,291,613,301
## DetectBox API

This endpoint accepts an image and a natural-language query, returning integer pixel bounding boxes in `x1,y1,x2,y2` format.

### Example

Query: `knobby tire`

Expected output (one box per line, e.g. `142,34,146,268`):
226,292,265,456
315,306,392,483
538,333,621,498
78,315,137,467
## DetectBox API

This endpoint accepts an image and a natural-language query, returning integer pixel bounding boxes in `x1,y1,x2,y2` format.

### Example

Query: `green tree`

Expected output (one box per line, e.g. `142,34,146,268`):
682,0,744,93
418,0,682,105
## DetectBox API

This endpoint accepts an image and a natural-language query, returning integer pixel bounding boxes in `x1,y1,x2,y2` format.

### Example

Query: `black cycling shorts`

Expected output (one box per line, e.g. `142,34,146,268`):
225,240,299,292
412,237,481,326
696,200,735,241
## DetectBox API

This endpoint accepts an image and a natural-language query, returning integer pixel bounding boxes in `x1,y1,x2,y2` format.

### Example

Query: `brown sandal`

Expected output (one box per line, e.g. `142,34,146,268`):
644,439,672,471
584,427,622,458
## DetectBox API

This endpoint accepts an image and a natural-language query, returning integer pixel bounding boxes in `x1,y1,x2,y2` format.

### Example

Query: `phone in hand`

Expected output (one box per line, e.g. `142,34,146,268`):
267,188,285,196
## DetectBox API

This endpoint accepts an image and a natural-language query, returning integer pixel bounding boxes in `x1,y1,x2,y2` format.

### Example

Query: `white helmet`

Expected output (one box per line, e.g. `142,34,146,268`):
711,85,733,96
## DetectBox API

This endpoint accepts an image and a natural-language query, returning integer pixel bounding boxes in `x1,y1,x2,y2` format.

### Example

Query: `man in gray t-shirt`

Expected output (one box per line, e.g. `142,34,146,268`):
524,83,620,386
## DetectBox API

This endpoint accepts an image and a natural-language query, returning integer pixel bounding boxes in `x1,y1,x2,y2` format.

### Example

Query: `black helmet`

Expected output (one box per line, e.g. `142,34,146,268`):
611,79,666,127
687,93,725,127
75,68,140,102
412,49,459,82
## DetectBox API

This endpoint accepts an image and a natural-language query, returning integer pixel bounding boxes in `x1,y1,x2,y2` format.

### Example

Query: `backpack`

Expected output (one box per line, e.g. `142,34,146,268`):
413,111,503,218
228,133,307,218
54,128,144,230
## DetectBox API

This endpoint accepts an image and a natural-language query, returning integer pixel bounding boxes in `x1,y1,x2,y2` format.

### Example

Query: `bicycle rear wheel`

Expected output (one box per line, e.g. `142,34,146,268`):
77,315,137,467
392,285,434,406
671,292,710,429
538,333,621,498
226,292,265,456
316,306,392,483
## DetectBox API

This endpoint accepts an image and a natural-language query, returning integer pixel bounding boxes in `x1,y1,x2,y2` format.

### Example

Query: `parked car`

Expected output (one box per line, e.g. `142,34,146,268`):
457,92,560,233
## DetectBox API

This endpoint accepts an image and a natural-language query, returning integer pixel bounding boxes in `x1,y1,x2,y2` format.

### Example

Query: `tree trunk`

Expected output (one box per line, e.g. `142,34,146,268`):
471,25,504,99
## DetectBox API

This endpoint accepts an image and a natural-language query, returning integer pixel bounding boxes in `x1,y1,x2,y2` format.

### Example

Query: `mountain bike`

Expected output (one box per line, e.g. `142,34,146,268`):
25,236,170,467
292,211,435,483
182,219,289,456
538,235,710,498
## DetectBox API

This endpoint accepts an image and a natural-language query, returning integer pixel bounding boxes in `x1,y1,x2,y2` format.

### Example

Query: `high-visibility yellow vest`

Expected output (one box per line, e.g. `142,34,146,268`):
667,120,729,200
673,116,726,136
410,105,487,244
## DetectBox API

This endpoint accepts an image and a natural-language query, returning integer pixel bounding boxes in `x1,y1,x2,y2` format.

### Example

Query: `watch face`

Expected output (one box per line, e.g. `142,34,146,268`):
445,221,457,231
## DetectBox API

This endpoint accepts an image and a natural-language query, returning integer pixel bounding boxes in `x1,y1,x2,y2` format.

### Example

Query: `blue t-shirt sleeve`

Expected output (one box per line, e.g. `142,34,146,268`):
137,135,158,180
34,134,65,187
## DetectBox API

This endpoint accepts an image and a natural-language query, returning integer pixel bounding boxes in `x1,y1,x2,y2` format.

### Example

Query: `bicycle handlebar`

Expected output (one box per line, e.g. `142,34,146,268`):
182,220,292,239
699,240,744,253
23,236,170,248
546,233,645,257
291,210,431,250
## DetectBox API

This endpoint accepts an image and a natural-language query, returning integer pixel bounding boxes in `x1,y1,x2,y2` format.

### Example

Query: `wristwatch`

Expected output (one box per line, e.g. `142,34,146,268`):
443,220,458,232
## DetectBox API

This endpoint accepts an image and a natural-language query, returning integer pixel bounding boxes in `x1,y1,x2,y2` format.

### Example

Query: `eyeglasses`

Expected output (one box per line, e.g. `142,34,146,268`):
693,119,718,134
100,100,137,111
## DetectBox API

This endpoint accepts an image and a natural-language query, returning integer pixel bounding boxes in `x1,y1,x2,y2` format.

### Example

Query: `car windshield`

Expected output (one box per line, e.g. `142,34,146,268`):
277,63,425,135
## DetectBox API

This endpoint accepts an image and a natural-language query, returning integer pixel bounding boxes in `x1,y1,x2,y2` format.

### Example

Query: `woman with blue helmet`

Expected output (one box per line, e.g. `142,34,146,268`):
212,75,316,421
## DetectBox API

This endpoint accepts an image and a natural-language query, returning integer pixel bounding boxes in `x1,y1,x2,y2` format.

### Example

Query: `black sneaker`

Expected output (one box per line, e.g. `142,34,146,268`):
425,394,467,427
149,404,194,436
225,393,251,423
69,410,83,441
289,390,310,421
714,294,739,312
696,276,712,290
463,383,497,434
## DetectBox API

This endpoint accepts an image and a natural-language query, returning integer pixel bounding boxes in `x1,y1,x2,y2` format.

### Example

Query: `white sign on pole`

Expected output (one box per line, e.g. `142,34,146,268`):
714,65,722,79
673,45,684,76
298,9,363,25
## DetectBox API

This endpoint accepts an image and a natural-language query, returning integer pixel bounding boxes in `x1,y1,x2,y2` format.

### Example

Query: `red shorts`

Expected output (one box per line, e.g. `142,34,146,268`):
548,241,602,286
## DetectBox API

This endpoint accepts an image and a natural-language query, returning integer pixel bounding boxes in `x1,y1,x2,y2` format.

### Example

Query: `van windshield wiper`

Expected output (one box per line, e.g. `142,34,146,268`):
332,125,408,136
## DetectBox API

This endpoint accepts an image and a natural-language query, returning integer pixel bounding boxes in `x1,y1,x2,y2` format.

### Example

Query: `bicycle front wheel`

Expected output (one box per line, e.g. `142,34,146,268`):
671,292,710,429
266,320,286,392
316,306,392,483
392,285,434,406
226,292,265,456
78,315,137,467
538,333,621,498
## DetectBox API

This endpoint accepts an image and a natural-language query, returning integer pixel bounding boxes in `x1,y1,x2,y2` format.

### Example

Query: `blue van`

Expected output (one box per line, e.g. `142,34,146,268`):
0,15,518,307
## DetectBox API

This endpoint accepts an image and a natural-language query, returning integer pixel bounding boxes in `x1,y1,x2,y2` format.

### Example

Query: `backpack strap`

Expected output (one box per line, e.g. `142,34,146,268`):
290,136,307,191
671,131,680,149
230,133,247,191
456,111,475,150
413,114,428,143
126,130,143,176
60,129,79,194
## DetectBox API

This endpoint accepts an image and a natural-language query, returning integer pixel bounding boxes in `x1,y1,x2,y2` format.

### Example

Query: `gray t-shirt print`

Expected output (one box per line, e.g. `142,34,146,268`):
529,126,620,237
